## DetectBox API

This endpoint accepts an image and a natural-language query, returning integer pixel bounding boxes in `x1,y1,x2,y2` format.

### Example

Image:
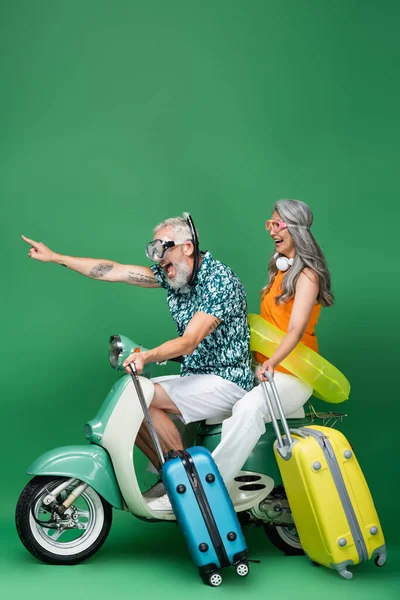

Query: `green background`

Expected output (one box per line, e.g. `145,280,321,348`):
1,0,399,598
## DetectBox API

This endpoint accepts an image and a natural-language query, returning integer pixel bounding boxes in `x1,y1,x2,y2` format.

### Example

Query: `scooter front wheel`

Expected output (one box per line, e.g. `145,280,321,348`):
15,476,112,565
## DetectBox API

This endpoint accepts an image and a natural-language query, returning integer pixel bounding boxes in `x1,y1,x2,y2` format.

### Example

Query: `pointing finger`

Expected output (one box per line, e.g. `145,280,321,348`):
22,235,39,248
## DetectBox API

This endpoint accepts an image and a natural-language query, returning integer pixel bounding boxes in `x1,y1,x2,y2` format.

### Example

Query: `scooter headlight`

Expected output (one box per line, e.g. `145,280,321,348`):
108,334,152,376
109,335,123,369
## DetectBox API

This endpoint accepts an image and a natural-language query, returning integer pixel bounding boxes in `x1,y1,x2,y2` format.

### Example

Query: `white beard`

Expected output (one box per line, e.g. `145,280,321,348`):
168,261,192,292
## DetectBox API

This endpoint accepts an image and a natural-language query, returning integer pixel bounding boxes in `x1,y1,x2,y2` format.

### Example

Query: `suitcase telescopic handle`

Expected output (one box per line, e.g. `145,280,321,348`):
261,371,294,448
128,363,165,467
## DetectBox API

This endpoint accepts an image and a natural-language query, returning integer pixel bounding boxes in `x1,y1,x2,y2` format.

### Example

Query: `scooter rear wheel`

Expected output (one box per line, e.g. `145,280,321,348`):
263,523,304,556
15,476,112,565
262,485,304,556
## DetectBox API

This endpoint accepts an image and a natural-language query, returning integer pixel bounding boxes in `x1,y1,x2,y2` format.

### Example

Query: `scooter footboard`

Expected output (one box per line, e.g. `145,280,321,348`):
27,444,124,509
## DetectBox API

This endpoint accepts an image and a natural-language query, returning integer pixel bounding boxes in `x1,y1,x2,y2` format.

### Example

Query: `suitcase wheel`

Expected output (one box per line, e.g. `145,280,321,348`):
235,562,250,577
338,568,353,580
374,555,386,568
204,572,223,587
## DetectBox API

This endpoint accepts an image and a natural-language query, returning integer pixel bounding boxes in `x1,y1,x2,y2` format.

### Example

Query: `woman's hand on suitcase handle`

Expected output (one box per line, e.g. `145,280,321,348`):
123,351,148,375
257,360,275,382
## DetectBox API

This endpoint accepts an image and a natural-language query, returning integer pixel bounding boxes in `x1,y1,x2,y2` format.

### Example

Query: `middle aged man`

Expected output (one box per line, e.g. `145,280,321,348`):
22,213,253,511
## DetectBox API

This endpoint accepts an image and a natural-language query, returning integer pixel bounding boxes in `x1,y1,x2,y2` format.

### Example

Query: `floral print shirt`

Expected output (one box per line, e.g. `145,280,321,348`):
151,251,252,391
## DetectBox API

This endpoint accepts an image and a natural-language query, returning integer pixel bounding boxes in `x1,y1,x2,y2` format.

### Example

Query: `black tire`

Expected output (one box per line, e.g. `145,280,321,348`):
15,476,112,565
264,523,304,556
262,485,304,556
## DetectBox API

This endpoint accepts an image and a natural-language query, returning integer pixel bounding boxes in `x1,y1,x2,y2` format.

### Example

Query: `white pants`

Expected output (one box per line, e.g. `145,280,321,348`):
154,374,246,424
212,372,313,487
145,374,246,474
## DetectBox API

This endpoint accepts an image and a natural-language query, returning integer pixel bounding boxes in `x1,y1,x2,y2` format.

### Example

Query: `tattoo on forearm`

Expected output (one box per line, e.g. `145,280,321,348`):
208,318,221,334
89,263,114,278
127,271,157,285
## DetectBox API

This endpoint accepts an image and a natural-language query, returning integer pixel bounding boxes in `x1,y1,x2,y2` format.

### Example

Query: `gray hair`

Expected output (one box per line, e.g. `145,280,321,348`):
263,199,334,307
153,217,194,244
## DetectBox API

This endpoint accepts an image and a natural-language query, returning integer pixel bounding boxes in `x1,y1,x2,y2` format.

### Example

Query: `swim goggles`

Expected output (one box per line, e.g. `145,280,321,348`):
145,213,200,287
145,239,177,262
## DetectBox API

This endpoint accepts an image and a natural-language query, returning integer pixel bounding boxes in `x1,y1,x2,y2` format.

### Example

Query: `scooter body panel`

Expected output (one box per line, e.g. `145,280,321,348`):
92,374,175,520
85,374,132,444
27,444,124,509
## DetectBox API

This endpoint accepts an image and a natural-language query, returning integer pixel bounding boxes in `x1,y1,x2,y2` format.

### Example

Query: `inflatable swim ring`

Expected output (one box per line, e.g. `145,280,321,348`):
249,313,350,403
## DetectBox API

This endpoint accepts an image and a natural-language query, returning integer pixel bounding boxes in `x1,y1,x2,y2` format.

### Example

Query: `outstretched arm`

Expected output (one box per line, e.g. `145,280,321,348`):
21,235,160,288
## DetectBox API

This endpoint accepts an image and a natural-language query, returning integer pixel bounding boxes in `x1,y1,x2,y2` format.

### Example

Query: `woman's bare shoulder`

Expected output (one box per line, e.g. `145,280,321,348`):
300,267,319,284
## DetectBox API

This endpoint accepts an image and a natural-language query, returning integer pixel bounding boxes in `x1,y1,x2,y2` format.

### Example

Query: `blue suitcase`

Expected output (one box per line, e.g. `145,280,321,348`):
162,447,249,586
128,364,249,586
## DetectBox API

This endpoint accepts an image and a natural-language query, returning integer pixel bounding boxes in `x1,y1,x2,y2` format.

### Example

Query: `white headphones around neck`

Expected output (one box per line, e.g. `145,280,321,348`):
276,256,294,272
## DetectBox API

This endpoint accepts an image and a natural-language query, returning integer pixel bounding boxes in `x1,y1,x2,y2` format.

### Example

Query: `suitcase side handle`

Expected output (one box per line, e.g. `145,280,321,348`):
261,372,294,448
128,363,165,467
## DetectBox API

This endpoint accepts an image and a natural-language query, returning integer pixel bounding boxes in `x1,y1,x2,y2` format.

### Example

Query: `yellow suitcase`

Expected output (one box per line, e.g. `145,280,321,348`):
261,375,386,579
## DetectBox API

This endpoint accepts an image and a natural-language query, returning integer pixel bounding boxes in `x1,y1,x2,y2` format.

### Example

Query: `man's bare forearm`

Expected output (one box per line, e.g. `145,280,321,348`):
127,270,159,286
143,337,195,364
53,254,115,279
53,254,159,287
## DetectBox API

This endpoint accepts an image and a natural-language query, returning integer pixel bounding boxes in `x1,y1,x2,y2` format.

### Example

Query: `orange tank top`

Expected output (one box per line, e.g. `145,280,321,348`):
253,270,321,375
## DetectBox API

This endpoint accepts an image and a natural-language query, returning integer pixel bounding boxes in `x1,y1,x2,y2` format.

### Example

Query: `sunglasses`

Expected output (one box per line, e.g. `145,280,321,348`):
266,219,288,232
266,219,309,232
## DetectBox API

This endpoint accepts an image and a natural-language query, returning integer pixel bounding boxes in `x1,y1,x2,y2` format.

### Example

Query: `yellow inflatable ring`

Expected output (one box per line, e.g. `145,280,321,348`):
249,314,350,403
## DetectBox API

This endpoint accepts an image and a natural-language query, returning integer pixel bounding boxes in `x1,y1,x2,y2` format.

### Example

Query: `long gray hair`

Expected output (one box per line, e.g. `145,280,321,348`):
262,199,334,307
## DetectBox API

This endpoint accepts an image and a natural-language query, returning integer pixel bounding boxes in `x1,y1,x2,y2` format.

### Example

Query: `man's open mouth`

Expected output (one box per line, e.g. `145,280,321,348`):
161,262,174,276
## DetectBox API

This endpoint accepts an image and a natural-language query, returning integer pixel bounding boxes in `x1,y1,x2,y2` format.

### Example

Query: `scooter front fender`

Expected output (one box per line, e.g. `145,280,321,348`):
27,444,124,510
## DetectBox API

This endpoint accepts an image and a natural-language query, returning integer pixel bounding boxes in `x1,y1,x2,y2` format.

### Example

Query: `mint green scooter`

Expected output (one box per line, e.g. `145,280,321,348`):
15,335,346,565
